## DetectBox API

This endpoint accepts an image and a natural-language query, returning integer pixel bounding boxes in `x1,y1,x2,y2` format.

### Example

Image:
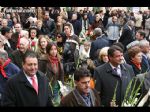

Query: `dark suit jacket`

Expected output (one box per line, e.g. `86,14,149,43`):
11,49,32,69
94,63,135,107
2,70,53,107
119,25,134,51
11,32,19,50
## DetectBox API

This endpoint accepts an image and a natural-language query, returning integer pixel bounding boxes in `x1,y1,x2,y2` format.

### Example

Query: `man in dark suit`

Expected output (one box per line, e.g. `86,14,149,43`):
42,12,56,39
119,20,135,52
60,67,100,107
2,51,53,106
90,28,109,60
94,45,135,107
0,27,14,57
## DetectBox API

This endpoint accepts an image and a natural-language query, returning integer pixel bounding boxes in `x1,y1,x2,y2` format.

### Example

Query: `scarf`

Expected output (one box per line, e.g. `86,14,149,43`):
131,60,141,70
0,58,11,78
48,55,59,74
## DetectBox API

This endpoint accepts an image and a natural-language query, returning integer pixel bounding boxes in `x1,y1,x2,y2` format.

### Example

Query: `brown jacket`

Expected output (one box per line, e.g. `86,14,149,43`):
60,88,101,107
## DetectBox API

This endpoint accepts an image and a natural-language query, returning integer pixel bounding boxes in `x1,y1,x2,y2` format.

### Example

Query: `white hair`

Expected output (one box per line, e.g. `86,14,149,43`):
0,49,8,60
20,37,30,46
139,39,149,47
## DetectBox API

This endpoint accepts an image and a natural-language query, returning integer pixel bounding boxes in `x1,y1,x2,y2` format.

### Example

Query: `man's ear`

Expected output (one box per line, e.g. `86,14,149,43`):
74,80,78,86
22,62,24,67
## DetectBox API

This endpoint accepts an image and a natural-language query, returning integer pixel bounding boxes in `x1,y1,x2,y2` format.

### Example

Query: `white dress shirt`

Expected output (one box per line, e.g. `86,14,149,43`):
109,63,122,77
24,71,38,85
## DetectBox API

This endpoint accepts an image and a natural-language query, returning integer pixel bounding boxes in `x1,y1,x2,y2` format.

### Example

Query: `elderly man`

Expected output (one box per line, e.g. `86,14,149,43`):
11,37,32,69
0,50,20,106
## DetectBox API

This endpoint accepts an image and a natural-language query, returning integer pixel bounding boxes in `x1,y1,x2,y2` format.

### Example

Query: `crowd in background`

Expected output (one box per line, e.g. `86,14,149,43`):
0,7,150,107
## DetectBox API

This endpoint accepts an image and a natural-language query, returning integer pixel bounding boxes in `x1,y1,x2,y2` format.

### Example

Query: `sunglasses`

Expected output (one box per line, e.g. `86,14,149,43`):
57,35,62,38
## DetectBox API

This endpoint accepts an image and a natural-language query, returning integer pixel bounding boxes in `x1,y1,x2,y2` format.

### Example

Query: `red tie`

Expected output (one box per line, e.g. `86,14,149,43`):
16,33,21,49
31,76,38,94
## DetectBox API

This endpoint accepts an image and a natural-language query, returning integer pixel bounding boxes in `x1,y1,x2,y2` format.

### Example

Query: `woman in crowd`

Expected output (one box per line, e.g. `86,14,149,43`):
55,15,66,35
127,46,148,76
35,20,45,36
45,42,64,104
94,46,109,67
12,17,20,33
87,47,109,82
36,35,51,73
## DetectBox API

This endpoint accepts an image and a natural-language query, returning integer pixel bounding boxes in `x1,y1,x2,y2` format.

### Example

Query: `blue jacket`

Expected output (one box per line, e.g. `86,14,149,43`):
90,35,110,60
0,63,20,96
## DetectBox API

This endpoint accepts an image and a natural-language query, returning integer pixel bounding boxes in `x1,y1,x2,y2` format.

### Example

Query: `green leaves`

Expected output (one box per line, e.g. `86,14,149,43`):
110,81,118,107
121,76,144,107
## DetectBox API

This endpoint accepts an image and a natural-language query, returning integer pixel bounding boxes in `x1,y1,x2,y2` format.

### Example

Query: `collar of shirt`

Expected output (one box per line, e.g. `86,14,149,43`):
24,71,38,85
5,39,11,47
109,63,122,76
109,63,120,69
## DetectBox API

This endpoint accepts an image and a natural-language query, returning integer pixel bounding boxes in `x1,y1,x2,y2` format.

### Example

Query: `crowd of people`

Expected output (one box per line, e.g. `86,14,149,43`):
0,7,150,107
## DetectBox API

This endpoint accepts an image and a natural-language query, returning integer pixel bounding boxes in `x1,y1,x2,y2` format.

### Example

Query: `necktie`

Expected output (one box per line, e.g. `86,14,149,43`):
114,68,117,72
114,68,121,77
31,76,38,94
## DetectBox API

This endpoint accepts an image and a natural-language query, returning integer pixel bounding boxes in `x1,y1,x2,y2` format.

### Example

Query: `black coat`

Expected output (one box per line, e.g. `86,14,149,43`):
42,18,56,38
2,70,53,107
119,25,134,51
11,49,32,69
11,32,19,50
94,63,135,106
70,20,82,36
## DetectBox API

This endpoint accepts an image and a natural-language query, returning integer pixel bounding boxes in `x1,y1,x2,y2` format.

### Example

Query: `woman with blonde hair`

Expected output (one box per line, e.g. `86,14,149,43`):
36,35,51,59
36,35,51,72
94,47,109,67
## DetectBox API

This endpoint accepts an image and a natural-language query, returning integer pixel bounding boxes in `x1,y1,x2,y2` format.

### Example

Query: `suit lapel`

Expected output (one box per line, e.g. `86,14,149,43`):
120,64,128,79
105,63,119,77
18,70,33,88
